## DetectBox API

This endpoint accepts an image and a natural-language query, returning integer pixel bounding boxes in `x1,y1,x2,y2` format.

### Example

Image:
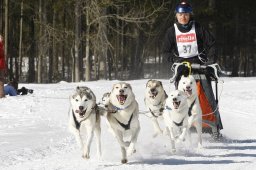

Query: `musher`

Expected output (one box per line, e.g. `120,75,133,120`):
162,1,223,139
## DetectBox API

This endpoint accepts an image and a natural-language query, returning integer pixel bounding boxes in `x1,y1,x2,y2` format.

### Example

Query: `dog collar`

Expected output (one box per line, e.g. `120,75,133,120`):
112,104,130,111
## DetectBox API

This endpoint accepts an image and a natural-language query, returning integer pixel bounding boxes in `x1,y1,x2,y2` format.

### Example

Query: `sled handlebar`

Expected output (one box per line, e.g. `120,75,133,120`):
170,63,222,83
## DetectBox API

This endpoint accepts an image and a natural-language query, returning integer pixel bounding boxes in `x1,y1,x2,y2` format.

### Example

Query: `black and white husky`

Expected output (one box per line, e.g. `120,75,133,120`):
69,86,101,159
105,82,140,164
144,80,168,137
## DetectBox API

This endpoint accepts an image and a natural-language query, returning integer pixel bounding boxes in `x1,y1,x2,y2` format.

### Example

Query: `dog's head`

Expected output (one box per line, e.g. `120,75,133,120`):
145,80,164,99
110,82,134,107
70,86,96,119
178,75,197,97
166,90,187,110
101,92,110,108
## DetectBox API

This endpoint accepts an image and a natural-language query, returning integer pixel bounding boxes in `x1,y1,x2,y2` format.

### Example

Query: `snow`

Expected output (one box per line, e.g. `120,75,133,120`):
1,78,256,170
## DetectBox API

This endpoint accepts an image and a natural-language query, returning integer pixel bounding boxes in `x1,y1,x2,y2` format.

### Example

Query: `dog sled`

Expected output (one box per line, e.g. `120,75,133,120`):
170,62,223,139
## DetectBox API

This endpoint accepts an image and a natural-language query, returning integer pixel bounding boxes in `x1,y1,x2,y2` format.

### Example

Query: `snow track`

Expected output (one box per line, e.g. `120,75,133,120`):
0,78,256,170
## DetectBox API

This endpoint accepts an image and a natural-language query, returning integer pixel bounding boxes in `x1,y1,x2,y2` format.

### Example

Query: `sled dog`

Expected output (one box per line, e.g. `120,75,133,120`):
69,86,101,159
163,90,189,152
178,75,202,148
102,92,111,108
106,82,140,164
144,80,168,137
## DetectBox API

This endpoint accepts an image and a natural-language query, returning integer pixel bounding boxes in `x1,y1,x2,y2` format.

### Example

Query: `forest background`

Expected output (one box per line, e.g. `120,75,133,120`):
0,0,255,83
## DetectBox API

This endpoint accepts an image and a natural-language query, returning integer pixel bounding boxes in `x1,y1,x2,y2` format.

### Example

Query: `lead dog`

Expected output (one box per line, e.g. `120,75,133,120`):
69,86,101,159
178,75,202,148
163,90,189,153
144,80,168,137
106,82,140,164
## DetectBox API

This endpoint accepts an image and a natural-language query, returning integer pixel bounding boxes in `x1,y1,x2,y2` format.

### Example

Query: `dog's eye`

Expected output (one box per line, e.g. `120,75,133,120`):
183,82,185,84
84,99,88,101
124,86,128,89
115,87,119,89
75,99,78,102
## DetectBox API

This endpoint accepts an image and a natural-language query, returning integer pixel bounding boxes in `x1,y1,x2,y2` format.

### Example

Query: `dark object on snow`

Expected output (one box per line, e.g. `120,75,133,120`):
17,87,33,95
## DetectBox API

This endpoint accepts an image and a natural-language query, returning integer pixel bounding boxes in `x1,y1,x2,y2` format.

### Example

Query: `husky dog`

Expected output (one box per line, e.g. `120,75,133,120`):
69,86,101,159
163,90,189,153
102,92,111,108
106,82,140,164
178,75,203,148
144,80,168,137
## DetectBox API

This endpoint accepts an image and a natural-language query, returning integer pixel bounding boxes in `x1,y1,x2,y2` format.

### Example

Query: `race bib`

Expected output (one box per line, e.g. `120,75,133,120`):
174,23,199,58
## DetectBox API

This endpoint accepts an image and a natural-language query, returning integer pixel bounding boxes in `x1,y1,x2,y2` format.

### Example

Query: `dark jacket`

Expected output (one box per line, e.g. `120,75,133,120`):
162,20,216,64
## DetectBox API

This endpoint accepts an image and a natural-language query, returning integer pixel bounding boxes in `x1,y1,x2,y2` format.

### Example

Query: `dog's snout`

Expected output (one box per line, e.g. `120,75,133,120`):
186,86,190,89
173,97,177,102
79,106,84,110
119,89,124,94
150,88,156,92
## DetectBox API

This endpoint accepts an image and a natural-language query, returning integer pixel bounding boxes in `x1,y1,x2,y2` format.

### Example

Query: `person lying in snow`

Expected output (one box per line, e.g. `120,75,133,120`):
4,80,33,96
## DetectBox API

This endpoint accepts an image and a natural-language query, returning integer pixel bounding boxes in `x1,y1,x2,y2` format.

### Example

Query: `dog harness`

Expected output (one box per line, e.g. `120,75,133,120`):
72,111,81,129
149,108,164,118
173,117,185,127
188,98,196,117
115,114,133,130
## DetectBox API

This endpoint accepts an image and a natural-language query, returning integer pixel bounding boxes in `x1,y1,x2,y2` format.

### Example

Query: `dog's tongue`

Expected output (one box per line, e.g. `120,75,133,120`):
117,95,126,104
75,110,86,117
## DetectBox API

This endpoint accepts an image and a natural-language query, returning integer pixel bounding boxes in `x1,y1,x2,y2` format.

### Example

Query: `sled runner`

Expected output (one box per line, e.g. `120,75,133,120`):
170,62,223,139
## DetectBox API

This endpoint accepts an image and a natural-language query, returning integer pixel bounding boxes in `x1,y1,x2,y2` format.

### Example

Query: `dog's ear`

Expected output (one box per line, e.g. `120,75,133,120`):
159,81,163,87
70,94,75,99
146,79,152,87
87,93,92,100
164,91,168,98
126,83,132,90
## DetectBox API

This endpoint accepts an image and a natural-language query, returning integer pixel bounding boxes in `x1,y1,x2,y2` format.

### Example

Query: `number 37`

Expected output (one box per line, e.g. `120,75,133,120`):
183,45,191,53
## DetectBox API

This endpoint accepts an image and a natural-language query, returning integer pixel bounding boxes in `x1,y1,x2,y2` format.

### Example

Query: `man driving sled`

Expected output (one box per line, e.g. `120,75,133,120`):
162,1,223,139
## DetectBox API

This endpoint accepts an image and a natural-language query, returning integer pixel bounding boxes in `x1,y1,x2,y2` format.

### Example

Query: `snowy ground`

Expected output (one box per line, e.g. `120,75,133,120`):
0,78,256,170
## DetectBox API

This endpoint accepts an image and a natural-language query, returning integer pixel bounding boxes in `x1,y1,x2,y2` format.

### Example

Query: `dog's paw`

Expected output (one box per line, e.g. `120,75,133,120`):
176,136,185,143
82,153,90,159
171,148,176,153
121,158,128,164
127,147,136,156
